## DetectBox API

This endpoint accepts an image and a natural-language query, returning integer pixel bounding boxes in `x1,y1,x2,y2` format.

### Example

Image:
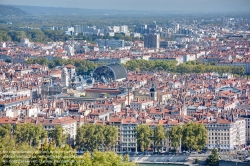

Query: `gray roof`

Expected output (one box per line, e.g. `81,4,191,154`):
106,63,127,80
94,63,127,80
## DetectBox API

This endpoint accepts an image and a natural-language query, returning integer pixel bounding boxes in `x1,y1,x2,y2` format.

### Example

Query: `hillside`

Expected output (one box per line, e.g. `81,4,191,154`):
14,5,145,16
0,5,27,16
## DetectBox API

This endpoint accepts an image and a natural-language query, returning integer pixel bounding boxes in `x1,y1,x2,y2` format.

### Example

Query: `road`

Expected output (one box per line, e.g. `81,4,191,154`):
130,155,189,163
130,152,249,164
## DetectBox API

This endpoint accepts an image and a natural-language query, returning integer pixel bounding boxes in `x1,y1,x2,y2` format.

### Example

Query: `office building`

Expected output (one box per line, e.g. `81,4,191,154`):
144,34,160,49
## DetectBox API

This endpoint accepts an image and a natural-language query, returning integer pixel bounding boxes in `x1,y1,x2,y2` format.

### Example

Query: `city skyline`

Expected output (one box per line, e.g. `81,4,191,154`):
1,0,250,13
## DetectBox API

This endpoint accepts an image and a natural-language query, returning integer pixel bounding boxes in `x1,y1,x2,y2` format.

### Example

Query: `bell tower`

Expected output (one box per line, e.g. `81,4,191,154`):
150,84,157,101
61,67,69,87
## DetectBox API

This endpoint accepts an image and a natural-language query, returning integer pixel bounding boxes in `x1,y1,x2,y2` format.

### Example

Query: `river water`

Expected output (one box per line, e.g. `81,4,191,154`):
139,164,185,166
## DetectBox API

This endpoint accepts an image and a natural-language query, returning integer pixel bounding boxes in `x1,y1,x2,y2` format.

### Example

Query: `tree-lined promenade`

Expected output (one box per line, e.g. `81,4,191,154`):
26,58,246,76
0,123,135,166
0,122,208,164
124,60,245,75
135,122,207,153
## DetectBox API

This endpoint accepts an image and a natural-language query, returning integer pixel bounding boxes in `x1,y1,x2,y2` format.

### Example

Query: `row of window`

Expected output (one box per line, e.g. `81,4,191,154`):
209,133,229,136
208,144,230,147
122,143,136,146
209,137,230,140
208,129,230,131
44,126,54,129
123,139,136,142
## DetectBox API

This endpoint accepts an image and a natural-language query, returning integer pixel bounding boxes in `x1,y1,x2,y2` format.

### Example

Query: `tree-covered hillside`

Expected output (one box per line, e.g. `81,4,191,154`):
0,5,27,16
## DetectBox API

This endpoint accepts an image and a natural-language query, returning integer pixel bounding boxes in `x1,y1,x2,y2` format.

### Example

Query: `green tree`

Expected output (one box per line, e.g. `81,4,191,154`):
26,58,36,64
153,125,166,152
91,150,136,166
26,29,47,43
29,141,77,166
170,125,183,151
123,154,130,162
206,148,219,166
0,30,11,42
194,158,200,164
80,151,93,166
103,126,118,151
135,124,153,152
76,124,118,152
0,135,34,166
182,122,207,151
8,31,27,42
48,126,67,147
0,124,12,138
36,57,49,66
14,123,47,147
0,135,16,165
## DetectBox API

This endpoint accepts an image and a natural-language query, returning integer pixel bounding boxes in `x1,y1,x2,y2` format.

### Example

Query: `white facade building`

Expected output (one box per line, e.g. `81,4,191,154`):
205,118,246,151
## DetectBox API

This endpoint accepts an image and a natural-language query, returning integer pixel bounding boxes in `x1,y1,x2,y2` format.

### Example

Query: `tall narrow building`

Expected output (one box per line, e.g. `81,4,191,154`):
144,34,160,49
150,84,157,101
61,68,69,87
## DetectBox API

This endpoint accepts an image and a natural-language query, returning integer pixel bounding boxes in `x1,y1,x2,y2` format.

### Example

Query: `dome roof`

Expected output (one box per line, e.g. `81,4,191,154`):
93,63,127,81
106,63,127,80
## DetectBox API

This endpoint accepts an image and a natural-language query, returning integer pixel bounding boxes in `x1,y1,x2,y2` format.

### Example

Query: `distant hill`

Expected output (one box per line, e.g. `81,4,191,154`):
0,5,27,16
13,5,146,16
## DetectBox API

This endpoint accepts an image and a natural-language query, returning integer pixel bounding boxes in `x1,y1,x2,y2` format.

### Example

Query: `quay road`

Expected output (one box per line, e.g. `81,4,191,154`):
130,154,209,163
130,152,248,164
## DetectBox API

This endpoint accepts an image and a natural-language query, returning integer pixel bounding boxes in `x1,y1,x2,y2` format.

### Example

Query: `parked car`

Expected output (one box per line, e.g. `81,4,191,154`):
191,151,197,154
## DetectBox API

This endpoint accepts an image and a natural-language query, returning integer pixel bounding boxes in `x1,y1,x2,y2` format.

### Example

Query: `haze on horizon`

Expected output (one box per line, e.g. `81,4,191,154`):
1,0,250,13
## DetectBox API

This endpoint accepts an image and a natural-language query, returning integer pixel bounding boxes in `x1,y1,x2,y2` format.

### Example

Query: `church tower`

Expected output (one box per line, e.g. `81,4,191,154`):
61,67,69,87
150,84,157,101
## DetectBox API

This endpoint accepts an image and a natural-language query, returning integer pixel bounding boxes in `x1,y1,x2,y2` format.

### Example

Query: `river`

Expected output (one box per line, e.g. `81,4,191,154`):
139,164,185,166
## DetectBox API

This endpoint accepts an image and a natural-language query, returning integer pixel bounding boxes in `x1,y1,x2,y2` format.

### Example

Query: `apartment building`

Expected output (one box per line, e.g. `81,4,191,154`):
130,99,153,110
120,117,137,153
205,117,246,151
40,116,77,145
239,114,250,145
93,101,122,113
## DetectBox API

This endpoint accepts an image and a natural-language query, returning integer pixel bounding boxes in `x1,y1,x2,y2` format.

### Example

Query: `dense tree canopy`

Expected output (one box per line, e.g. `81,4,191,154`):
153,125,166,152
0,126,133,166
169,125,183,151
135,124,153,152
124,59,245,75
169,122,208,152
26,57,98,75
0,29,69,43
0,124,12,138
76,124,118,152
48,126,67,147
182,122,207,151
124,59,178,72
14,123,47,147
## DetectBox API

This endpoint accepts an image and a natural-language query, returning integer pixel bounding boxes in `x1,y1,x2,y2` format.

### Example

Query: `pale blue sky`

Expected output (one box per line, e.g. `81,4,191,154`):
1,0,250,12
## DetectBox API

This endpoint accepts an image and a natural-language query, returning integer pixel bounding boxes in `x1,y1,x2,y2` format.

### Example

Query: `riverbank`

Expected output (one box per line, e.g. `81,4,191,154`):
138,162,188,166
